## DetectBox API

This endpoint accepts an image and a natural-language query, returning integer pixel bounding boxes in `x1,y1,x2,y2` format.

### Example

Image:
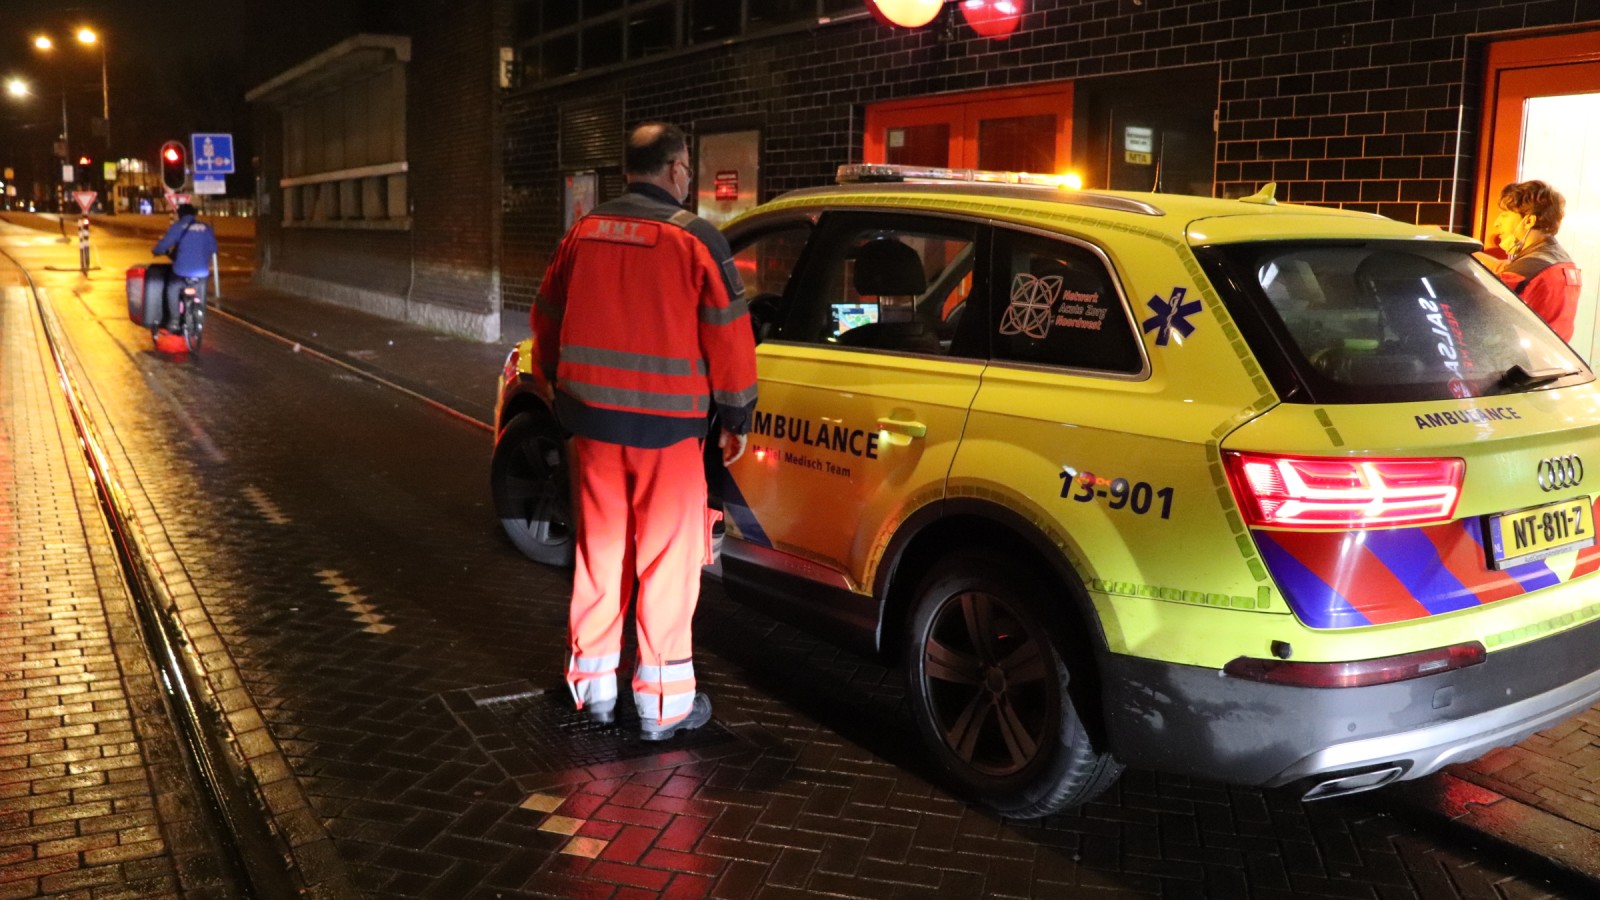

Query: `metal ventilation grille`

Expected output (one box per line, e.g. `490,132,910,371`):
443,683,744,781
560,96,624,170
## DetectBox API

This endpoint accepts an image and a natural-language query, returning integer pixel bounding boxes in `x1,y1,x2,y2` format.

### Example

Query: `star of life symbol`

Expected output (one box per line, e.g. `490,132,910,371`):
1142,287,1201,346
999,273,1062,340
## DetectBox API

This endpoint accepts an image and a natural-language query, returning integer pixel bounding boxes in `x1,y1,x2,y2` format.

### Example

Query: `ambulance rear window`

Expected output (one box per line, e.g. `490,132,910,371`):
1201,241,1591,404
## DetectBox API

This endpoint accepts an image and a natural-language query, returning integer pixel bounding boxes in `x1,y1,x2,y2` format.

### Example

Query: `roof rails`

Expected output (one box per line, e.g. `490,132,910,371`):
831,163,1166,217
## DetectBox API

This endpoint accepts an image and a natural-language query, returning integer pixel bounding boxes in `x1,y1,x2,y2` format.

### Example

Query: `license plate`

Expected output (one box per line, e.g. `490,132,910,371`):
1485,497,1595,569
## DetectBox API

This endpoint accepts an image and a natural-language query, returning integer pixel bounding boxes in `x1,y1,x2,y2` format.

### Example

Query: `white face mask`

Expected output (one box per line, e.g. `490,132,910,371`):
671,158,691,204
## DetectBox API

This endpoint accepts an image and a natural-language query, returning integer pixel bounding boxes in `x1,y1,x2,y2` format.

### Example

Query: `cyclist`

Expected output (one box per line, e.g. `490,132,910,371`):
152,203,218,337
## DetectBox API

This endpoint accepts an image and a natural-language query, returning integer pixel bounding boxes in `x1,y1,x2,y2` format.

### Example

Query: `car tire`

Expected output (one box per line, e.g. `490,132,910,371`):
491,411,575,567
904,551,1122,817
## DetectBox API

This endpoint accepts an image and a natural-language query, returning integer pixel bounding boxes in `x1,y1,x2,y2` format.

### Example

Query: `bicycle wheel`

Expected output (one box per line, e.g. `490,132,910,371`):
184,297,205,354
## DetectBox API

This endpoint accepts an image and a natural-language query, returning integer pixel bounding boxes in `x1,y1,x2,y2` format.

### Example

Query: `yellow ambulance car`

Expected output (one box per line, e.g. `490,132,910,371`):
493,165,1600,818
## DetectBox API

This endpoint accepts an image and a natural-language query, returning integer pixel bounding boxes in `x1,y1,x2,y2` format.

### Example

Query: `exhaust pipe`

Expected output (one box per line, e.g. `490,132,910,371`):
1302,764,1406,801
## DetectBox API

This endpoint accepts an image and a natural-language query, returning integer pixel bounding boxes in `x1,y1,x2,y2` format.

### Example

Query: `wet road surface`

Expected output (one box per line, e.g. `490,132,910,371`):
2,218,1592,898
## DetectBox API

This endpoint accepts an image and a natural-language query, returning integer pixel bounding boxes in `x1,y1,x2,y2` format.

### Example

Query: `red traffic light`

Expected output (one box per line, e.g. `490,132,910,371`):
160,141,187,191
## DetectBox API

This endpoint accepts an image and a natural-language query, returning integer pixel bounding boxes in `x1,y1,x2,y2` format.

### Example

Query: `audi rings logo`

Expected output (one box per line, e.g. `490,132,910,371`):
1537,455,1585,492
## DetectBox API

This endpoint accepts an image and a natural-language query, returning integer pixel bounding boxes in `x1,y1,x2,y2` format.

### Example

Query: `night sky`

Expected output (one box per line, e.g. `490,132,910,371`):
2,0,254,193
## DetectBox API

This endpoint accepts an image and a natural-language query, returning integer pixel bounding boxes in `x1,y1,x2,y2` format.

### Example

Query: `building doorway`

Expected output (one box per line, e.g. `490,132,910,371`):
1477,30,1600,362
864,83,1074,174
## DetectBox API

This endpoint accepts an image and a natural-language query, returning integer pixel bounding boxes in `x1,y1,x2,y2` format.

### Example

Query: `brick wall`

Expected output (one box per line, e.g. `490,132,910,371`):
501,0,1600,311
408,0,503,319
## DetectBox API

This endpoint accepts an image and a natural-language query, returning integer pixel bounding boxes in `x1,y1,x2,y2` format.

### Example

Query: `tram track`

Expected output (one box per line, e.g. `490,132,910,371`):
2,247,301,899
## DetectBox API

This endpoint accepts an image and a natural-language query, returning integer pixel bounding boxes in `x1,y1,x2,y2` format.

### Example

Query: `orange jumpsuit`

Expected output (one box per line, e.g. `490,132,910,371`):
533,183,757,725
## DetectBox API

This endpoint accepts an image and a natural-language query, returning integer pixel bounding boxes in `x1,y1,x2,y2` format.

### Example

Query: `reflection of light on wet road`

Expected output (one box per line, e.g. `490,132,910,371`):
316,569,393,634
241,486,291,525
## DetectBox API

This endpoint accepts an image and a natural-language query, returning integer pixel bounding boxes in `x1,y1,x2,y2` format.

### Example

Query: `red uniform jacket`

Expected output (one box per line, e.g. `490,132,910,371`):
1501,239,1581,342
533,184,758,448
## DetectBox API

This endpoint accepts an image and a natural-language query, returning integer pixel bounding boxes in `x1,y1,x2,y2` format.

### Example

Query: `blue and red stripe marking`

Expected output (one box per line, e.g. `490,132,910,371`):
1256,520,1600,629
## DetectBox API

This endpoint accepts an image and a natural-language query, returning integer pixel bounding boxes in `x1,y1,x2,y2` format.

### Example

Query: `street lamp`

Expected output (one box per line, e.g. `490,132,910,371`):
32,28,112,212
5,79,27,99
30,34,72,209
74,28,110,151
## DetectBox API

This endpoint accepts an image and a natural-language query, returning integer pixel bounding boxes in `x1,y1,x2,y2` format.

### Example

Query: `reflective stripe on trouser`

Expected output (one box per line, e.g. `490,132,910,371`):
568,435,708,726
566,651,620,710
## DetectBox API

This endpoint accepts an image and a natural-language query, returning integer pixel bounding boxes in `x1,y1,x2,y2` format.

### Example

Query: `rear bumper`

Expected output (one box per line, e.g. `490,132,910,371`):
1102,610,1600,788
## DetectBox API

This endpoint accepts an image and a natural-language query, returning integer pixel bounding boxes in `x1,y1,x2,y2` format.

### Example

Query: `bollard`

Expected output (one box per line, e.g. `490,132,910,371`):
78,216,90,275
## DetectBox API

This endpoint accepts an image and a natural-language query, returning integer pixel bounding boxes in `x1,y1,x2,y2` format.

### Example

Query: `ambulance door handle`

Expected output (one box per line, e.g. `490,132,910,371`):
877,415,927,438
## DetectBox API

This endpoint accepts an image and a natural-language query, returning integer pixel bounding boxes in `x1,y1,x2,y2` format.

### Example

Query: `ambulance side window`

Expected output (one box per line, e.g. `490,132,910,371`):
778,213,981,358
731,223,811,342
990,230,1143,374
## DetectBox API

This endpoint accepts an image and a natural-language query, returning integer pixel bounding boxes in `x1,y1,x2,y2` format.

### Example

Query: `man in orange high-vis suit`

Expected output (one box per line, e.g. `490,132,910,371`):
533,122,757,741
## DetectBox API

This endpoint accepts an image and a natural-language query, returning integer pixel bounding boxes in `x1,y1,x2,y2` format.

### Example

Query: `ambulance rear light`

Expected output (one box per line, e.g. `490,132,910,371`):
1223,451,1464,529
1224,641,1486,688
837,163,1076,189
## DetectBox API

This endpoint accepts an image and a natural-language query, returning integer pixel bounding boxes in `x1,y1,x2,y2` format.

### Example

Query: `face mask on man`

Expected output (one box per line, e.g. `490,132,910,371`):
671,157,692,204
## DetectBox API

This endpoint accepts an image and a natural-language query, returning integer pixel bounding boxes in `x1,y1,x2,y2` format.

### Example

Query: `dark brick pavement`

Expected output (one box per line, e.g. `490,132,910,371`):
202,259,1600,898
6,215,1600,898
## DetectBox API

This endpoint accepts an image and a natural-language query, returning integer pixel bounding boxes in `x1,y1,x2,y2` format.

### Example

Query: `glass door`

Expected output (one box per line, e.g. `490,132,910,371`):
1478,31,1600,363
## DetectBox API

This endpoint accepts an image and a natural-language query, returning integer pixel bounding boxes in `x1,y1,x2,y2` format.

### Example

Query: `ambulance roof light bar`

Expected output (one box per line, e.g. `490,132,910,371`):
838,163,1075,189
831,163,1167,217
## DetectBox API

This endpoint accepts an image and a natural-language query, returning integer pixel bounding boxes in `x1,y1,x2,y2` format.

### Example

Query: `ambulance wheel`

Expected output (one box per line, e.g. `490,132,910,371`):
491,411,574,567
904,552,1122,818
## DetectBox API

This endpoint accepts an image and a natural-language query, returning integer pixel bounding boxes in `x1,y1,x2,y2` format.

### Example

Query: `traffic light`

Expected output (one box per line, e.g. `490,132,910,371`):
160,141,186,192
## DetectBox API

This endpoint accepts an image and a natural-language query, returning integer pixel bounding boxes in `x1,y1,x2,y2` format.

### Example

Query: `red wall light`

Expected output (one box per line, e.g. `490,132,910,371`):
866,0,945,28
960,0,1024,38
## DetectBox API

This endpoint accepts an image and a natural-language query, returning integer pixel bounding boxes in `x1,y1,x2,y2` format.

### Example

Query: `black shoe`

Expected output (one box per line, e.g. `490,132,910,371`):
639,693,712,742
163,322,181,333
586,700,616,725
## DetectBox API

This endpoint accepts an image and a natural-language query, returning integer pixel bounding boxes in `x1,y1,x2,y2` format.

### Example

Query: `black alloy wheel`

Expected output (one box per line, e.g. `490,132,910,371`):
905,551,1122,817
490,411,575,567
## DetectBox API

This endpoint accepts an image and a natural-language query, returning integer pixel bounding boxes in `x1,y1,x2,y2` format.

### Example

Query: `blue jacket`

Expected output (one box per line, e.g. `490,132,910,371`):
153,215,218,278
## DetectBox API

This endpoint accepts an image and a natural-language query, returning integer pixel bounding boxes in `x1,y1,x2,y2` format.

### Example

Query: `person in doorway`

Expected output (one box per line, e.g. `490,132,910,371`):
1480,180,1581,341
151,203,218,335
532,122,757,741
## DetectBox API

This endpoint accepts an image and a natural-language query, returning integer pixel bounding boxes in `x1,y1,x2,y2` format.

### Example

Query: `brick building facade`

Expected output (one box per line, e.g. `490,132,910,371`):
247,0,505,340
247,1,1600,346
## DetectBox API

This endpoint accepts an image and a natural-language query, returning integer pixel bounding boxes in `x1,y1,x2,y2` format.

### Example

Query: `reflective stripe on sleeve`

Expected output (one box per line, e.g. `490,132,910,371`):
700,297,750,325
712,384,758,408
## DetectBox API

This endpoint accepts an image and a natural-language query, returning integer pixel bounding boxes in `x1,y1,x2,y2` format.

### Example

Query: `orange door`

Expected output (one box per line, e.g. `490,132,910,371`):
866,83,1074,174
1477,31,1600,362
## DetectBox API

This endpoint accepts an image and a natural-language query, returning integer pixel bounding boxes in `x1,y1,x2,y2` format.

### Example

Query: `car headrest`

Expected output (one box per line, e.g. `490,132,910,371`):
852,238,927,297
